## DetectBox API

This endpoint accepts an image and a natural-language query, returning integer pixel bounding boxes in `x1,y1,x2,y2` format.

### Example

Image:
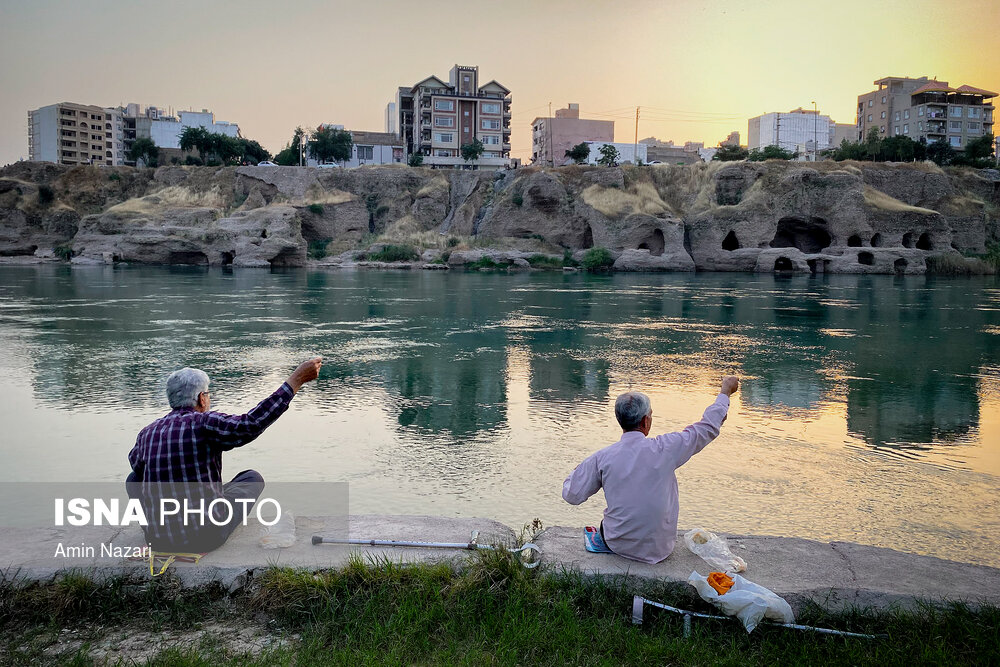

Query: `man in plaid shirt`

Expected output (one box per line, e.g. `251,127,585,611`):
127,357,322,552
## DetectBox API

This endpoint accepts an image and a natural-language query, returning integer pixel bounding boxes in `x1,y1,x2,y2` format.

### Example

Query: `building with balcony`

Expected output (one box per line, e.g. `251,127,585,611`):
393,64,511,170
531,103,614,166
28,102,123,166
856,76,996,149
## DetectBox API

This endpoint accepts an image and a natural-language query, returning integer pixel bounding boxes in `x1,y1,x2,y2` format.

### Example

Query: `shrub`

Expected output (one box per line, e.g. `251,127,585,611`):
581,247,615,271
466,256,504,270
563,249,580,268
170,156,180,165
512,191,523,207
307,239,331,260
366,244,419,262
184,156,203,166
108,172,121,181
206,159,221,167
926,253,994,275
308,203,324,215
407,152,424,167
527,254,562,269
446,237,460,248
37,184,55,205
54,244,73,261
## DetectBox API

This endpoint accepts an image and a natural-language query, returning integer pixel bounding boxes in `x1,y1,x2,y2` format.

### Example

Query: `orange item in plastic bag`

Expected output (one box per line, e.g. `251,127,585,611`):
707,571,734,595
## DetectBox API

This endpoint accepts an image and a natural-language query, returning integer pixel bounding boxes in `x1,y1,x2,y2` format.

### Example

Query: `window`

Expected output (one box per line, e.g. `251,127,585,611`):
951,106,963,117
434,100,454,111
463,76,469,83
968,122,979,131
918,106,924,116
434,132,453,143
894,126,900,135
482,135,500,145
968,108,980,118
903,124,908,134
894,112,900,121
868,100,873,107
434,117,454,127
464,127,470,133
357,146,373,160
483,151,499,158
482,103,500,114
918,121,923,130
435,149,450,157
464,111,469,116
880,111,886,119
951,121,962,130
949,136,962,146
867,114,872,122
904,110,909,119
482,119,500,130
881,95,886,103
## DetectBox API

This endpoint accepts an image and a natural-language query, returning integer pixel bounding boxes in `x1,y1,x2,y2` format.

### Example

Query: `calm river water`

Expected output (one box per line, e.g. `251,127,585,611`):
1,265,998,566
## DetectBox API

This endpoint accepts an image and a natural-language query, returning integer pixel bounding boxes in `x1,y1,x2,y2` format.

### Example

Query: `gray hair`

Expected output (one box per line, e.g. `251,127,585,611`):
615,391,651,430
166,367,210,409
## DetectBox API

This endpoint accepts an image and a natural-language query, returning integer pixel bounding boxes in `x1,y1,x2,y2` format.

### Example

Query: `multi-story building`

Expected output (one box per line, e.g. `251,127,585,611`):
720,131,740,146
581,141,647,165
830,123,855,148
394,64,511,169
28,102,124,166
856,76,996,149
748,107,834,159
531,103,614,166
385,102,397,134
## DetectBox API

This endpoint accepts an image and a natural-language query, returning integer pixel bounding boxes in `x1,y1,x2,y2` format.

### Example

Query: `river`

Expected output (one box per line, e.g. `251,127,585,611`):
1,265,998,566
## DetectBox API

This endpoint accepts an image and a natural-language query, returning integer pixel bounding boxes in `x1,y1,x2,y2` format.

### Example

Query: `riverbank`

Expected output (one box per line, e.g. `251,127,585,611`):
3,515,999,665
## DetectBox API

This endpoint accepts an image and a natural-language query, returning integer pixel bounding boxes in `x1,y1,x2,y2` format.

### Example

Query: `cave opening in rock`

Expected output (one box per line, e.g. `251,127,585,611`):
894,258,908,275
582,225,594,249
902,232,915,248
168,251,209,265
871,233,884,247
637,229,665,256
847,234,863,247
260,229,268,239
268,247,300,268
683,225,692,254
807,258,831,274
857,251,875,266
770,217,831,253
722,230,740,251
774,257,794,272
916,232,932,250
220,251,234,266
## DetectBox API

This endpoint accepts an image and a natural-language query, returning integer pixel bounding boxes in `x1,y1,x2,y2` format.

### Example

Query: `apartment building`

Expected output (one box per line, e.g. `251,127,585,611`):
394,64,511,169
856,76,996,148
581,141,648,165
748,108,834,159
531,103,614,166
28,102,124,166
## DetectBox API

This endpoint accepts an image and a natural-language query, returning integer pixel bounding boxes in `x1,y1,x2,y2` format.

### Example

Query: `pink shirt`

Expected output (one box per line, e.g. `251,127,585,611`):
562,394,730,564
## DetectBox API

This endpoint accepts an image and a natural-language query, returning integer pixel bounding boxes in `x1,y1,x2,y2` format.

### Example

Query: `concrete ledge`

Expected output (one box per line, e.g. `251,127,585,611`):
3,517,999,612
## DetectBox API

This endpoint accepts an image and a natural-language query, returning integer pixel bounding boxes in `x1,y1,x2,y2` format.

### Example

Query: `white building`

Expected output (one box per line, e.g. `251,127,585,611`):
582,141,647,165
385,102,397,134
306,127,404,168
28,102,126,165
748,108,834,160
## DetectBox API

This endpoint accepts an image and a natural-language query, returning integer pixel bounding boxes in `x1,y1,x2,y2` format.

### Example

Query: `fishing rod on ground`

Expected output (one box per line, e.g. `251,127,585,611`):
312,530,541,568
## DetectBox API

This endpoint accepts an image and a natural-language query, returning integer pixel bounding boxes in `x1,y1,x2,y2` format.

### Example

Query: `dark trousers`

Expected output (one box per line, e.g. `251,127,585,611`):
126,469,265,552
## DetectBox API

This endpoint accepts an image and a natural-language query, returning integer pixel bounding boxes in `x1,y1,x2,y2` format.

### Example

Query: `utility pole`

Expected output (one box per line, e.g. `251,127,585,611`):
548,102,553,166
812,101,818,162
634,107,640,164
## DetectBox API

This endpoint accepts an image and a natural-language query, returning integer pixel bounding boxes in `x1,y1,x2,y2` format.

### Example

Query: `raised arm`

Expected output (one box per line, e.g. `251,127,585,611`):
562,453,602,505
663,376,738,467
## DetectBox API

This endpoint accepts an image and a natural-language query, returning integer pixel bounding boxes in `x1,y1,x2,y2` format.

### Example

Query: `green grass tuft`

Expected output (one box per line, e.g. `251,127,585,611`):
363,244,420,263
581,247,615,272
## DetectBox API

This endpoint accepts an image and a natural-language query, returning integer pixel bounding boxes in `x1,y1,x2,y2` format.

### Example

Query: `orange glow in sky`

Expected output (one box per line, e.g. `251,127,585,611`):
1,0,998,165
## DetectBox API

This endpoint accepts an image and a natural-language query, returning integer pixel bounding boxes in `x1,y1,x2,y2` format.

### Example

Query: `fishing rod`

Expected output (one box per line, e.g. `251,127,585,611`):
312,530,541,568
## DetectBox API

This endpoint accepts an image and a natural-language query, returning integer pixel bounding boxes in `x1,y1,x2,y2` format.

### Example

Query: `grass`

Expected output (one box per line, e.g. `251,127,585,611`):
307,239,331,260
581,247,615,271
362,244,420,263
465,256,508,270
2,554,999,665
863,186,938,214
526,254,564,270
307,203,324,215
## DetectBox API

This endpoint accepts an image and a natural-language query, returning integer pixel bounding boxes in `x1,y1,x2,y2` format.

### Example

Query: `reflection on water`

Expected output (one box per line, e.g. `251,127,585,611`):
1,266,999,566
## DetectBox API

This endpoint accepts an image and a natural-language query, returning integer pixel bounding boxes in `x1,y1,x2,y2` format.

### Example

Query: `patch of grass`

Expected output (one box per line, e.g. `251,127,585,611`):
928,252,995,275
447,236,460,248
4,560,999,665
512,191,523,207
307,239,331,260
37,184,55,205
526,254,563,269
308,203,324,215
563,249,580,268
581,247,615,271
863,186,937,214
108,172,121,181
364,244,420,262
53,244,74,261
465,256,506,270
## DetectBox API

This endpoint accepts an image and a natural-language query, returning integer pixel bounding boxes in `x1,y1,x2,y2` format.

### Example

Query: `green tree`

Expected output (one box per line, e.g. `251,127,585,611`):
275,127,305,166
958,133,995,167
407,151,424,167
597,144,620,167
747,145,796,161
238,138,271,164
712,144,749,161
461,138,485,163
179,126,210,162
127,137,159,167
927,139,956,166
564,142,590,164
309,126,353,165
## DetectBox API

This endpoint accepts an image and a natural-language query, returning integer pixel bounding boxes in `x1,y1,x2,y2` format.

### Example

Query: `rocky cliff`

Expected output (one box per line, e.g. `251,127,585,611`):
1,160,997,274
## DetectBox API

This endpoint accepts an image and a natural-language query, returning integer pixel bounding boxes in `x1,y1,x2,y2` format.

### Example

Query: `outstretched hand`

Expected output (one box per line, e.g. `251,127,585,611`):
721,376,740,397
287,356,323,393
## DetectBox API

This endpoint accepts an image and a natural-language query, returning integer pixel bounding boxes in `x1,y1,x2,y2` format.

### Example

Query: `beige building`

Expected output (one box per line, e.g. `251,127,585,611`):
856,76,996,149
638,137,701,165
531,103,614,166
28,102,124,166
394,64,511,169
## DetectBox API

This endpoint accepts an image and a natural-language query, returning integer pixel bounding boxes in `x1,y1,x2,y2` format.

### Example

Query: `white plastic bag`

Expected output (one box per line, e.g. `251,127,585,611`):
259,511,296,549
688,570,795,633
684,527,747,573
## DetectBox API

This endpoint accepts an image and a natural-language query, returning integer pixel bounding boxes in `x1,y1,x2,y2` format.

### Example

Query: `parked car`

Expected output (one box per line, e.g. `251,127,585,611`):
256,160,277,166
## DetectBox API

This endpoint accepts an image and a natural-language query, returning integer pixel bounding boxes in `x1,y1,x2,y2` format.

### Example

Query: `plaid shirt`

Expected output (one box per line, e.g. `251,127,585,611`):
127,382,294,548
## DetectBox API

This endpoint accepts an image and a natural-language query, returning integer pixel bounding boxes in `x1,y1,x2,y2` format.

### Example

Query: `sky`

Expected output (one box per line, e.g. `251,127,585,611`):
1,0,998,166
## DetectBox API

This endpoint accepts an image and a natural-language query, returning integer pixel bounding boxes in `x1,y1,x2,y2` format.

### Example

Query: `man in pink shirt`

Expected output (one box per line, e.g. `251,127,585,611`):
562,376,739,564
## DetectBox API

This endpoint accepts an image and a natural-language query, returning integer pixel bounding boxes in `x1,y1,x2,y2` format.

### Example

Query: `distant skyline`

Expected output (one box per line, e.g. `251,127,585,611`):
1,0,998,166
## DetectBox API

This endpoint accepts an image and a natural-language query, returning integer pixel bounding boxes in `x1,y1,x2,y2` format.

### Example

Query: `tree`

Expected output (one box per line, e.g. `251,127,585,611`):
309,125,353,165
564,142,590,164
179,126,210,162
238,138,271,164
461,138,485,163
597,144,620,167
957,133,996,167
747,144,796,161
274,127,305,166
127,137,159,167
407,151,424,167
927,139,956,166
712,144,749,161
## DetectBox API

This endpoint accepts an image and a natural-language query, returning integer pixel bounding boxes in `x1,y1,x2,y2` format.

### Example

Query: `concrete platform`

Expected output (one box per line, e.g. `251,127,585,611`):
2,516,999,612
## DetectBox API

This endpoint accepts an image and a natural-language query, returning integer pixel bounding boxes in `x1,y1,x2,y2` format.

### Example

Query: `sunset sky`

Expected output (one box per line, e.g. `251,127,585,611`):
1,0,998,166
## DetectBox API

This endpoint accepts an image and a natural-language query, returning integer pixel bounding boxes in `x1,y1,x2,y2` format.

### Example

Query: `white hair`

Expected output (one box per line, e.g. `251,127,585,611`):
615,391,651,430
166,367,210,409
